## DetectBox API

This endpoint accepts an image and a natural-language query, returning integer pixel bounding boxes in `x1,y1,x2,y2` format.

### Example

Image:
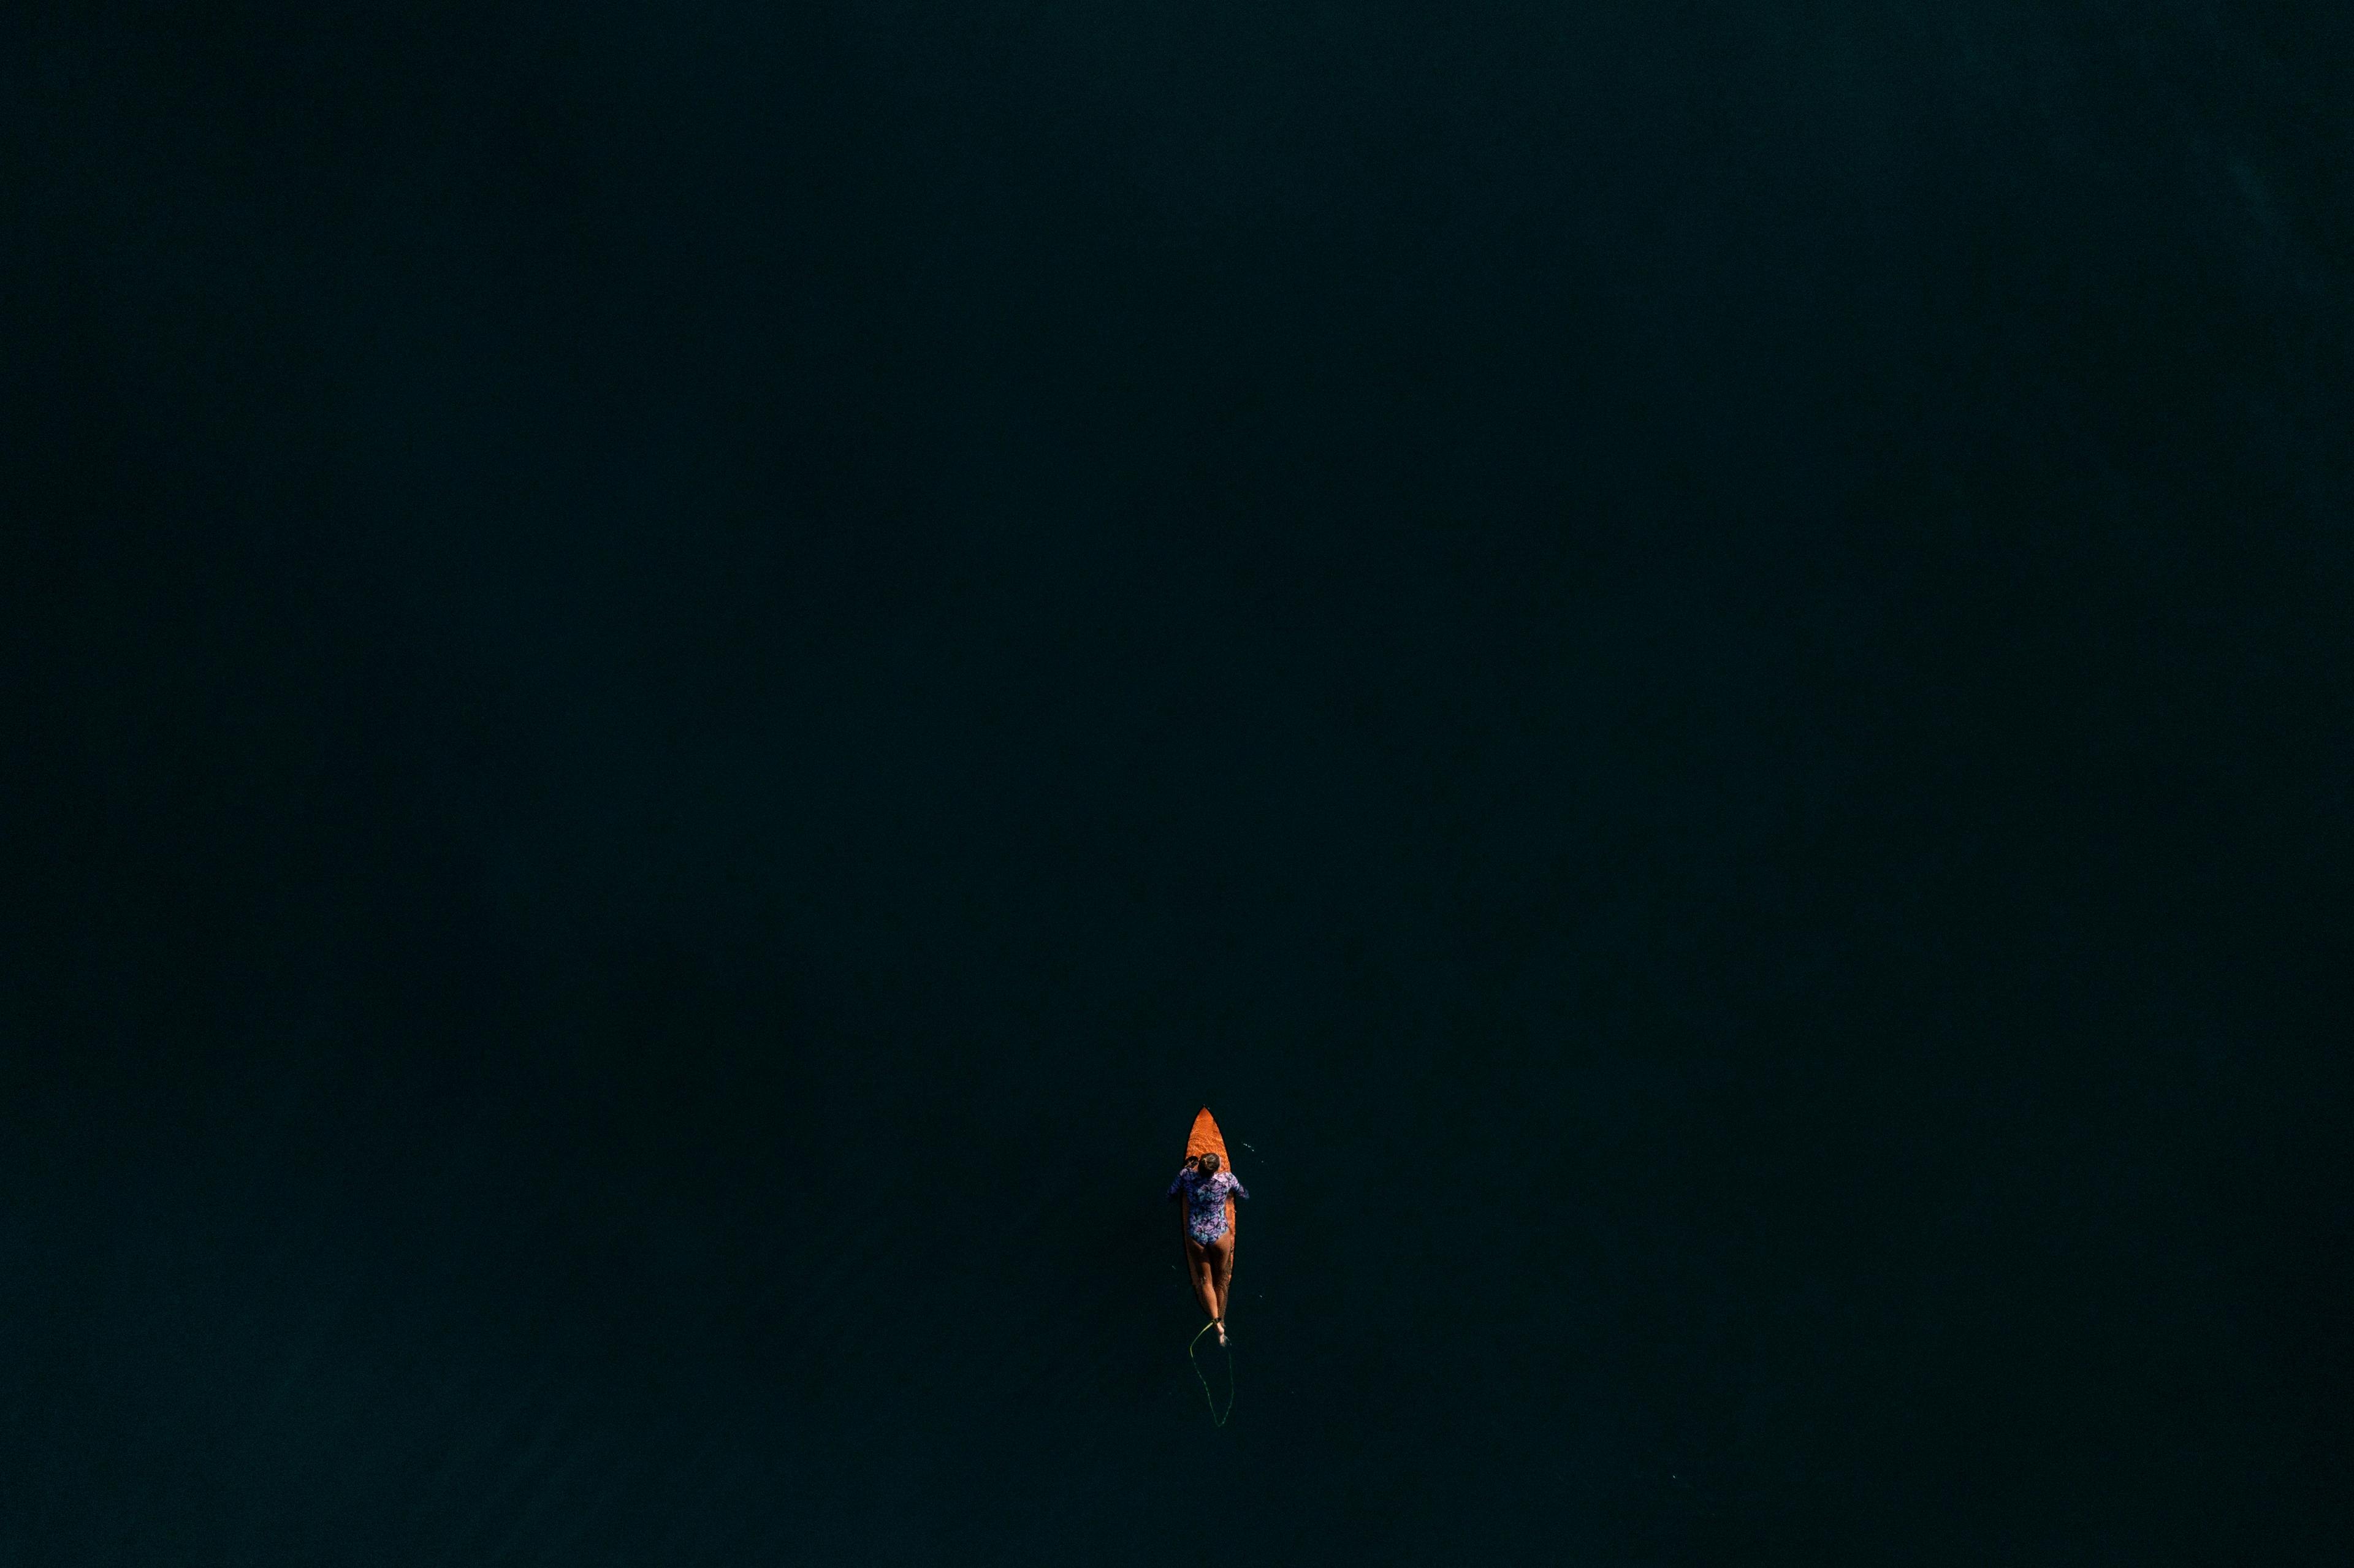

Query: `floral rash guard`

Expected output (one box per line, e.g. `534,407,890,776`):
1168,1166,1249,1246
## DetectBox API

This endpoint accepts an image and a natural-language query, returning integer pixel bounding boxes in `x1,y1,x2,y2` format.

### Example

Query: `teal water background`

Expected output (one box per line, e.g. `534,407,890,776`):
4,2,2347,1560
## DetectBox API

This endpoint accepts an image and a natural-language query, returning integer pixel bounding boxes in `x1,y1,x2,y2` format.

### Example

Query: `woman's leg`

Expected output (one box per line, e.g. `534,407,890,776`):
1184,1238,1219,1320
1209,1230,1236,1330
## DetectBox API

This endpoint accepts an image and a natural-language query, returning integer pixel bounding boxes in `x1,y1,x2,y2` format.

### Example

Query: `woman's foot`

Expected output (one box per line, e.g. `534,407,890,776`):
1215,1321,1228,1347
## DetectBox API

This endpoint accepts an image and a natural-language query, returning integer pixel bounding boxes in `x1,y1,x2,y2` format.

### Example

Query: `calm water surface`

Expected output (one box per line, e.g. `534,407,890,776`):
6,1,2347,1561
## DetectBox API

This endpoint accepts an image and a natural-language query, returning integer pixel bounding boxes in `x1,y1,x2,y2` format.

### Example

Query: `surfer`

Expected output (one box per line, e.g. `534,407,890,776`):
1168,1149,1248,1344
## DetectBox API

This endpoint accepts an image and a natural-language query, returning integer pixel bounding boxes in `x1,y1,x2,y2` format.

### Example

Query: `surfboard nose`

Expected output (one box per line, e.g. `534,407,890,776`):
1185,1107,1228,1163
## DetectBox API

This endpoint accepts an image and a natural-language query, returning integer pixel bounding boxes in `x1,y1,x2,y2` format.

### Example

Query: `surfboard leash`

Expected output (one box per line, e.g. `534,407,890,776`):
1187,1320,1236,1428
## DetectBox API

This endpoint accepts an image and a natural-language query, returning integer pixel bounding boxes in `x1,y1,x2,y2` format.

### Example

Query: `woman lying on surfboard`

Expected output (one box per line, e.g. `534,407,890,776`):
1167,1150,1249,1344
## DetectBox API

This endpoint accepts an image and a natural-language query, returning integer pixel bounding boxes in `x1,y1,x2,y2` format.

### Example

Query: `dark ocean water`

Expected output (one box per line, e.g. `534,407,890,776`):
4,2,2348,1562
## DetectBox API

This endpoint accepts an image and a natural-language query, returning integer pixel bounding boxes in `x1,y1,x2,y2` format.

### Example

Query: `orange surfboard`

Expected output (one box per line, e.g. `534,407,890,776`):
1183,1106,1238,1239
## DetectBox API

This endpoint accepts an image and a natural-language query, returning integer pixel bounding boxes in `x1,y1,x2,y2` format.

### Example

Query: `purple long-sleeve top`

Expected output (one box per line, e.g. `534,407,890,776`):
1167,1165,1249,1245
